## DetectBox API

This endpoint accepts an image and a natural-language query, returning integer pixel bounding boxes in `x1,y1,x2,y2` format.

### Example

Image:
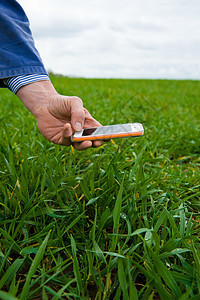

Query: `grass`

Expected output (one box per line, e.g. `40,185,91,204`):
0,77,199,299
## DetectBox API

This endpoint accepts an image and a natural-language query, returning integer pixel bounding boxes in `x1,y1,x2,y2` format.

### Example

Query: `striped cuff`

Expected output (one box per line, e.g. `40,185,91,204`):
3,74,50,94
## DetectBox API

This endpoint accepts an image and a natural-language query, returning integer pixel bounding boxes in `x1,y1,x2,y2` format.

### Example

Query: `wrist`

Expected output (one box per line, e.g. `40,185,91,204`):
16,80,58,117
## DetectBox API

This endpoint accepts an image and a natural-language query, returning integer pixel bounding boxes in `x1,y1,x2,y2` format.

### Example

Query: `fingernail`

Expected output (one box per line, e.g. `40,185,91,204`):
75,122,82,131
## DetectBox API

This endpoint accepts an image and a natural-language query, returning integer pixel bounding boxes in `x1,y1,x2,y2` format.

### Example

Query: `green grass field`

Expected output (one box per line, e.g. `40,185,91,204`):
0,77,199,299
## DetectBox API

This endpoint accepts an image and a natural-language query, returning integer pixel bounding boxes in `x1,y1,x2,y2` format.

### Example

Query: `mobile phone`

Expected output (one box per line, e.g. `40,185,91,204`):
71,123,144,142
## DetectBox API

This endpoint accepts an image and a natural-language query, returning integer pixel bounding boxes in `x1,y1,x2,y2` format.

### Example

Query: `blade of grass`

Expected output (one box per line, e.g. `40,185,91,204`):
185,214,193,236
94,242,107,264
103,175,125,299
52,279,77,300
71,235,84,297
0,291,18,300
20,231,50,299
191,240,200,278
112,174,125,251
62,211,85,236
118,258,129,300
179,203,186,237
44,286,63,299
0,229,21,253
148,246,181,298
131,258,172,299
0,258,25,289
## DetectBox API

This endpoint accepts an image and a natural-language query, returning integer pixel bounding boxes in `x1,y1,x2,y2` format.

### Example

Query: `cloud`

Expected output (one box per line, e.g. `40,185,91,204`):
19,0,200,79
32,11,100,38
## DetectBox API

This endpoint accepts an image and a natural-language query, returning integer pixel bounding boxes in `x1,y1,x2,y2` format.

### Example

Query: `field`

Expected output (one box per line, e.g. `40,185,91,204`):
0,77,200,299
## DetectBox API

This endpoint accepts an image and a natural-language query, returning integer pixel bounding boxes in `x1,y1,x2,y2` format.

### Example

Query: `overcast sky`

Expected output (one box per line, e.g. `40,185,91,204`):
19,0,200,79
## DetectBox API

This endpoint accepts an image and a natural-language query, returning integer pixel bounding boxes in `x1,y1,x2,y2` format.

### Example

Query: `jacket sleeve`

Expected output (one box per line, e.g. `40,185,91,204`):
0,0,48,88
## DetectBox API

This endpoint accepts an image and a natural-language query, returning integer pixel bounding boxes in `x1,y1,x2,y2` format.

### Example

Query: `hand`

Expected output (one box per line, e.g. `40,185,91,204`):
16,80,102,150
36,94,103,150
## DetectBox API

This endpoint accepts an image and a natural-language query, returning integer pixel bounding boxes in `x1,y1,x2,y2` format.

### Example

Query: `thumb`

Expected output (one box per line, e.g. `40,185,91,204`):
70,96,85,131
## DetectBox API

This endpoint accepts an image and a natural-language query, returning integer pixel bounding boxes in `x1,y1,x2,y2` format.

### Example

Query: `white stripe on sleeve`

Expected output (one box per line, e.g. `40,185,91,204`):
4,74,50,93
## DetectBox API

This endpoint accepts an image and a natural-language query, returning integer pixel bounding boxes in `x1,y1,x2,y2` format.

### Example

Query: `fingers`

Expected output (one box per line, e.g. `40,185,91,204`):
84,108,102,127
69,103,103,149
73,140,93,151
70,97,85,132
61,123,73,146
92,140,103,147
61,123,102,149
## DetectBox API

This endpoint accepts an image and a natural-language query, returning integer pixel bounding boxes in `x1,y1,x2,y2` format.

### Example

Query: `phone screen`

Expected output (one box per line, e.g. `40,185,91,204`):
82,124,132,136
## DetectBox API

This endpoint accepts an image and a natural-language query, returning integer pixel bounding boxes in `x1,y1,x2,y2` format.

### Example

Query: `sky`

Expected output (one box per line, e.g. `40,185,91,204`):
19,0,200,79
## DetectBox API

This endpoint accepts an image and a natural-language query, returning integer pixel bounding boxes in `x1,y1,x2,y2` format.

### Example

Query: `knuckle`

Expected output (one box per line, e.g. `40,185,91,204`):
72,96,83,105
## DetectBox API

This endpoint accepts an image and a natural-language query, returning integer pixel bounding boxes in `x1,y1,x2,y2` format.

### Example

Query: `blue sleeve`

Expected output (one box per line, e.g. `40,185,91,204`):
0,0,48,88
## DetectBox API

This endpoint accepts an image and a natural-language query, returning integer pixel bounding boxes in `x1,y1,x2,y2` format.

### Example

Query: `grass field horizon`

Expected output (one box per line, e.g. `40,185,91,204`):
0,77,199,299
